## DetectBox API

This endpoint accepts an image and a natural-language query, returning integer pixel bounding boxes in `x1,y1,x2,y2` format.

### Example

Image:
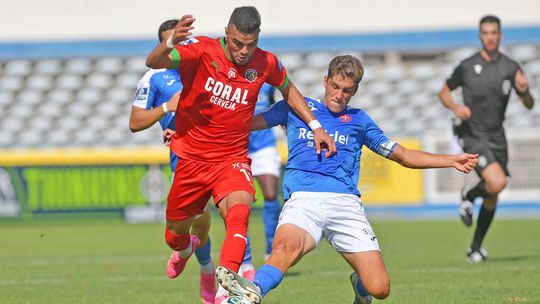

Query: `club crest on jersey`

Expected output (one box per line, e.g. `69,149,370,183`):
244,69,258,82
339,114,352,122
473,64,482,75
228,68,238,79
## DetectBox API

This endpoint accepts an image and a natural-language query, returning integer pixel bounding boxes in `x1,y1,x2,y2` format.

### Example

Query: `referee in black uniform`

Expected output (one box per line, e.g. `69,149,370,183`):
438,15,535,263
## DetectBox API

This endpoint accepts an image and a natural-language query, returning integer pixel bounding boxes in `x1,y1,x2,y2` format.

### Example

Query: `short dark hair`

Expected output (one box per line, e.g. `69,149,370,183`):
479,15,501,31
158,19,179,42
228,6,261,33
328,55,364,86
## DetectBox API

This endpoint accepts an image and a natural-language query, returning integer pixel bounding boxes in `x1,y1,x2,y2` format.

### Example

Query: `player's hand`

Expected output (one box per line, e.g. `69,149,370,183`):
163,128,176,146
453,104,472,120
452,153,478,173
172,15,196,45
313,128,336,158
514,70,529,94
166,91,181,112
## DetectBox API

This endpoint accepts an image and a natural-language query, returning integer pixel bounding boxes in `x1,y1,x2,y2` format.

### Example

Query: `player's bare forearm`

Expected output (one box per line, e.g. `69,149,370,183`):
251,114,269,131
438,85,458,112
389,144,478,173
146,43,173,69
129,106,165,132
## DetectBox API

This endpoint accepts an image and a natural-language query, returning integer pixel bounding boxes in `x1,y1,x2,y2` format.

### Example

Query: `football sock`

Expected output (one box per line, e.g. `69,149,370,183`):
471,204,496,251
179,241,193,259
354,273,370,297
243,234,253,264
195,238,213,268
200,260,215,274
466,181,489,203
220,204,250,272
262,198,281,255
254,264,284,297
164,229,190,252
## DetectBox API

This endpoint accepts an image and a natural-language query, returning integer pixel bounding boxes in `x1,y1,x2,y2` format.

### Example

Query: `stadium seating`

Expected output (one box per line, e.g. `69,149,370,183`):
0,45,539,149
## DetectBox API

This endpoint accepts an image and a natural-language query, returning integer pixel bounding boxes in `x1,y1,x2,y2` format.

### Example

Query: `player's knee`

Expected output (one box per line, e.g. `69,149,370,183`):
263,191,278,202
367,278,390,299
486,178,506,194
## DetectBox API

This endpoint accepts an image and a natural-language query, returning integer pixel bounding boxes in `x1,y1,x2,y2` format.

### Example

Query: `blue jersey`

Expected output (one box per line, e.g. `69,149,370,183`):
262,97,397,200
248,83,276,153
133,69,183,171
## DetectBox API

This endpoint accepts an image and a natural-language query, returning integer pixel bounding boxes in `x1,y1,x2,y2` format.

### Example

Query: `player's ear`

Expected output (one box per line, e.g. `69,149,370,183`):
323,75,328,87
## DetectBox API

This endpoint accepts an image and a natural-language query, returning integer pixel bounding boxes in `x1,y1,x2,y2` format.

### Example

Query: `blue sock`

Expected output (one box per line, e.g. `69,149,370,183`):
254,264,283,297
194,238,212,266
355,274,369,297
242,234,252,264
262,198,281,255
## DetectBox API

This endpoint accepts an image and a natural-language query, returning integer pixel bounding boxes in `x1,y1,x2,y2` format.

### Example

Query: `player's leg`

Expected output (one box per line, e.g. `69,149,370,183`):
256,174,281,258
165,159,212,279
165,217,200,279
342,251,390,301
239,236,255,281
191,208,216,303
323,193,388,300
216,223,317,303
468,161,506,262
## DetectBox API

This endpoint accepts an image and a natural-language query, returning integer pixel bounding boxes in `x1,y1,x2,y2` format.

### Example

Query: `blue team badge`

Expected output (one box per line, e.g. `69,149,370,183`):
245,69,258,82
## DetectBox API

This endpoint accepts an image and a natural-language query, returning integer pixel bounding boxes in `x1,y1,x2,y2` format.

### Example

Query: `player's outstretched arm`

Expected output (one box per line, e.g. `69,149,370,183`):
278,82,336,157
388,144,478,173
514,70,535,109
129,91,180,132
146,15,195,69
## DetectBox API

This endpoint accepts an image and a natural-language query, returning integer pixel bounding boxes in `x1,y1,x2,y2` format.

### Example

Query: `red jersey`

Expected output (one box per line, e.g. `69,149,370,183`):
169,36,288,163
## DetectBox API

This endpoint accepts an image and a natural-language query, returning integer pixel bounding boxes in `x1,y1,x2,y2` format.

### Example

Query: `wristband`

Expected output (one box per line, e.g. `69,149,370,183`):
162,102,169,113
308,120,322,130
166,36,175,49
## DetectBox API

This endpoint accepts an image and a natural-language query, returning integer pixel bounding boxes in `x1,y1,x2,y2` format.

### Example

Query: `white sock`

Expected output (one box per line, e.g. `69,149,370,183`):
200,260,215,274
239,262,254,274
178,241,192,259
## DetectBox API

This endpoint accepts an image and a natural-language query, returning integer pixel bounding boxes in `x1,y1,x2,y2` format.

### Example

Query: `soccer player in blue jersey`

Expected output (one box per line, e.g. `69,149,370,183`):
128,19,216,304
214,55,479,304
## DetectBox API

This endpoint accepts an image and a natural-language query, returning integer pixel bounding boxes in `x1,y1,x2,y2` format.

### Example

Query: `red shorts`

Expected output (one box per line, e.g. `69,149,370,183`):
166,158,255,221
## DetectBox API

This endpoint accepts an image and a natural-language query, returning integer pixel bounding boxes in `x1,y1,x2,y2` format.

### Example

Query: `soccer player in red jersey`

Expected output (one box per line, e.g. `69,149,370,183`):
145,6,336,285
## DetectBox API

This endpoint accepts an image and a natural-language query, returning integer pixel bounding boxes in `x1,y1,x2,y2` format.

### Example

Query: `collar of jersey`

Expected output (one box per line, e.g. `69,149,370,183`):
220,37,234,63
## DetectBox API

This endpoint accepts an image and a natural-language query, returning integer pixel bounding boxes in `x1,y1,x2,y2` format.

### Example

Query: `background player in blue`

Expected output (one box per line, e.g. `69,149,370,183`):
215,55,479,304
128,19,216,304
239,83,282,281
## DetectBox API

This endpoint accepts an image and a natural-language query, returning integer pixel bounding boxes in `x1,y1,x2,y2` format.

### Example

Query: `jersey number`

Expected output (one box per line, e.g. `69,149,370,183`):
239,169,252,182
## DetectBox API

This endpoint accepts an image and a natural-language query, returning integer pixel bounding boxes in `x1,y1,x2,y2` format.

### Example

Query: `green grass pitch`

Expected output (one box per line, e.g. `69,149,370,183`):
1,213,539,303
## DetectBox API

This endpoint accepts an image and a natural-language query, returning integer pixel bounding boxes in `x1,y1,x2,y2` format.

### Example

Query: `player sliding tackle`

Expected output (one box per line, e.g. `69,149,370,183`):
146,6,336,303
208,55,478,303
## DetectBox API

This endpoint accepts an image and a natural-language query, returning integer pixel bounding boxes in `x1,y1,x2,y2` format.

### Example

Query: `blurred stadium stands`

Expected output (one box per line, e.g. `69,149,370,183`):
1,45,539,148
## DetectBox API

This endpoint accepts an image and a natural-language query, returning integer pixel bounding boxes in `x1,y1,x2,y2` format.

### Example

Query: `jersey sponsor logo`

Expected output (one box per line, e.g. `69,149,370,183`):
228,68,237,79
204,77,249,110
244,69,258,82
339,114,352,122
298,127,350,145
473,64,483,75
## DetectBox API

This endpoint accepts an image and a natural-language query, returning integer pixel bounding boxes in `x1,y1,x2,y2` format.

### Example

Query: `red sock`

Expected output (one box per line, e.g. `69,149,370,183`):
165,229,190,251
220,204,250,272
